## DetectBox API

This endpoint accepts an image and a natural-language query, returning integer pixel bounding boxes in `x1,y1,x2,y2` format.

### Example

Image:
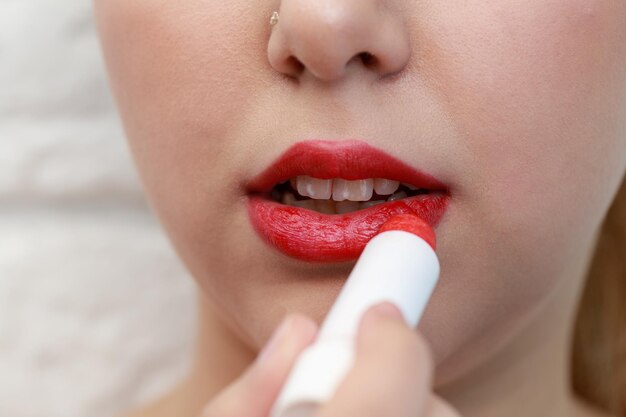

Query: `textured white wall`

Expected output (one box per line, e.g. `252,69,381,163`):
0,2,197,416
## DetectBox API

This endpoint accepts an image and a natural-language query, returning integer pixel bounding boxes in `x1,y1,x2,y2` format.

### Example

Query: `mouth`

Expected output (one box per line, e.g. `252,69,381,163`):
245,139,450,263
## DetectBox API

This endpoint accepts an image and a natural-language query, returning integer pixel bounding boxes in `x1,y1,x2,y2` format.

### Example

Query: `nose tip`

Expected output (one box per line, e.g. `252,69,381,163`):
267,1,411,82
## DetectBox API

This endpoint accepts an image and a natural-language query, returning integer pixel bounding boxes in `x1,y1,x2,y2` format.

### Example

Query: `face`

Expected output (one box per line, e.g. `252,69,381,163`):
93,0,626,386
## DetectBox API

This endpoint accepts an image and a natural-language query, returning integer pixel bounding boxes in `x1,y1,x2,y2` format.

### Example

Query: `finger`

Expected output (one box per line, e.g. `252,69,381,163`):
426,395,463,417
315,301,435,417
201,313,318,417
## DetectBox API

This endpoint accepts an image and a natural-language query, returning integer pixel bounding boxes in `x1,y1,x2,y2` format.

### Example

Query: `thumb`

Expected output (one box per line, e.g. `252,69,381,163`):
201,314,318,417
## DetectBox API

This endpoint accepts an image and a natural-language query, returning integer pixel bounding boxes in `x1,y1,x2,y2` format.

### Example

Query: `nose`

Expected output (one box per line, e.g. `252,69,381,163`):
267,0,411,82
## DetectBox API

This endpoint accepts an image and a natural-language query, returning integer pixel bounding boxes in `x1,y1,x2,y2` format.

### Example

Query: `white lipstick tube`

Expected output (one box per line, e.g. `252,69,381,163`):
269,217,440,417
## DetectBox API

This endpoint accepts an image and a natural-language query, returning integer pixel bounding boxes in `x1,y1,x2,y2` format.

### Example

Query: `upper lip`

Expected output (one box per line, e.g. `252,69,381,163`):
246,139,449,194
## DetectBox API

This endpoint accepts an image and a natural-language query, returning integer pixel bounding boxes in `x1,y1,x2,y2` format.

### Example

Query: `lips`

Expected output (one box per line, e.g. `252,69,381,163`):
246,139,450,262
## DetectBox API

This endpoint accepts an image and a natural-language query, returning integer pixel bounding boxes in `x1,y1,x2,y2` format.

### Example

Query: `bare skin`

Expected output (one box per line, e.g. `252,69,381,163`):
91,0,626,416
121,235,609,417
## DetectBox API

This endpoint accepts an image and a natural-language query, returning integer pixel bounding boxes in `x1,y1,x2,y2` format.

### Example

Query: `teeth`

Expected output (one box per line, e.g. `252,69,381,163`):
332,179,374,201
278,177,421,213
281,192,296,205
373,178,400,195
331,179,349,201
280,194,408,214
283,198,403,214
288,176,422,200
361,200,386,208
335,201,361,214
296,175,332,199
315,199,336,214
293,199,317,210
387,191,408,201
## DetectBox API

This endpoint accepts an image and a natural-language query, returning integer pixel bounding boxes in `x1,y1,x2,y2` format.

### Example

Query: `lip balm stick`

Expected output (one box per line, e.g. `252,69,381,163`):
269,214,440,417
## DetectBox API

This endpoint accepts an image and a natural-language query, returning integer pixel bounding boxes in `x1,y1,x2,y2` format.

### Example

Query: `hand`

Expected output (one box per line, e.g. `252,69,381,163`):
315,302,461,417
201,302,461,417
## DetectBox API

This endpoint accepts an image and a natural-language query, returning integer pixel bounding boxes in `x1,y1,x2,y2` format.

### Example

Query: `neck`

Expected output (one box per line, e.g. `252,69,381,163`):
193,295,257,388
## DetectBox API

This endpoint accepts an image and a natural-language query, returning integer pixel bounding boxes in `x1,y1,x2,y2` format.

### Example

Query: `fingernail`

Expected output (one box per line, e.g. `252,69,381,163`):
257,315,296,364
370,301,406,323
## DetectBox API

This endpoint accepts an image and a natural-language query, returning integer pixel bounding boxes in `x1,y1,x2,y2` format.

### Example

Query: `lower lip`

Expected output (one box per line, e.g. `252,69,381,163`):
246,193,450,262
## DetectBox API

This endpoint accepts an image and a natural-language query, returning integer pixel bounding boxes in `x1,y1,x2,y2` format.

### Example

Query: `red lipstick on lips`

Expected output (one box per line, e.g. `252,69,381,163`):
246,140,450,262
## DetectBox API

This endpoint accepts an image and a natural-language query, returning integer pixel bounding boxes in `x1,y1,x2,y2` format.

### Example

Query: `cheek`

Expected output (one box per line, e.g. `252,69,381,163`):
93,1,314,351
93,0,270,189
416,0,626,382
429,0,626,222
421,0,626,259
93,0,275,260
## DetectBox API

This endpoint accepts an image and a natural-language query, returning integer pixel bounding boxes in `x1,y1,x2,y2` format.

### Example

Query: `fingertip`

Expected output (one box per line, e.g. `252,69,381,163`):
291,313,319,341
358,301,406,340
356,303,435,378
255,313,318,369
370,301,406,322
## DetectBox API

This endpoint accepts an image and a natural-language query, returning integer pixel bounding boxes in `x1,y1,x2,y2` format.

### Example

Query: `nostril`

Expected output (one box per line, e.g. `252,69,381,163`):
287,55,305,75
359,52,376,67
273,54,306,80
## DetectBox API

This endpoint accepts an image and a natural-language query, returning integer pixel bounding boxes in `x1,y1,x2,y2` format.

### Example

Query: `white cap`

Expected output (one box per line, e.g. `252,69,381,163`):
269,228,440,417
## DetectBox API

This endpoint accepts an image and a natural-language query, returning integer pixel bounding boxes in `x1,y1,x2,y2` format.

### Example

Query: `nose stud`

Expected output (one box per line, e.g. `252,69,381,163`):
270,11,279,26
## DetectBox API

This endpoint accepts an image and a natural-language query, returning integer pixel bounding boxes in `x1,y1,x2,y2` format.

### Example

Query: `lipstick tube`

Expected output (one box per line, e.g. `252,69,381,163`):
269,214,440,417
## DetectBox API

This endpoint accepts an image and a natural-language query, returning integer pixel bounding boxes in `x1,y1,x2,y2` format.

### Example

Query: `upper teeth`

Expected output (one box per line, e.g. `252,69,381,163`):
297,176,332,200
294,176,403,201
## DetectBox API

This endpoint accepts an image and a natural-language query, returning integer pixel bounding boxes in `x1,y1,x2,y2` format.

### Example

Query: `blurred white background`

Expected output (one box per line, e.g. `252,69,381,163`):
0,2,197,416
